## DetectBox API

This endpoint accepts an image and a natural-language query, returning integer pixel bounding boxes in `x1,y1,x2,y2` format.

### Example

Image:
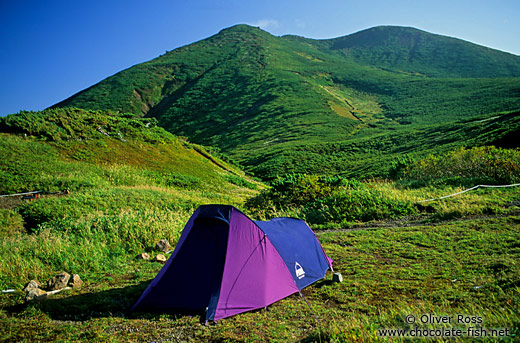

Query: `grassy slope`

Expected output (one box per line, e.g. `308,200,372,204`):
0,110,519,341
0,108,260,288
53,24,520,179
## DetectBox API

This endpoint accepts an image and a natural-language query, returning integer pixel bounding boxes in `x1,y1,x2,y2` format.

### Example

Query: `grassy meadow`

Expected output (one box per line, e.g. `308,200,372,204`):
0,108,519,342
1,211,519,342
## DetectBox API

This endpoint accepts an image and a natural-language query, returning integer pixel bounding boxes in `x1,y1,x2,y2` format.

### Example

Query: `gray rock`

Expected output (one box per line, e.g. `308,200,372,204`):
47,272,71,291
332,272,343,283
23,280,41,292
25,288,47,302
136,253,150,260
155,239,171,253
68,274,83,288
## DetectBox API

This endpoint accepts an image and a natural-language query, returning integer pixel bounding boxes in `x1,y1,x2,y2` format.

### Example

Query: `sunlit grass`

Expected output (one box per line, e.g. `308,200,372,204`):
1,109,519,341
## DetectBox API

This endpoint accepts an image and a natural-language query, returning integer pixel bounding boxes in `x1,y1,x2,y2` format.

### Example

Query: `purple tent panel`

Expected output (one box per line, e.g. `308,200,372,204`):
214,209,299,320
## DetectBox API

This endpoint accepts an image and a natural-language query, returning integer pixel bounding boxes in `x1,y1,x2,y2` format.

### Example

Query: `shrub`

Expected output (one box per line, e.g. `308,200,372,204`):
304,187,416,225
0,108,171,144
401,146,520,186
388,155,416,179
246,174,416,227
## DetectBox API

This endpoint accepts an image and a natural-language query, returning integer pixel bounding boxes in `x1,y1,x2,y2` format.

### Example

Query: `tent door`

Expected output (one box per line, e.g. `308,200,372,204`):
137,217,229,314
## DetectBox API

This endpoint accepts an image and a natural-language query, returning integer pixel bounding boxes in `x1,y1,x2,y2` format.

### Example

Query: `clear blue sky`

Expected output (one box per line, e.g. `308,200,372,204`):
1,0,518,116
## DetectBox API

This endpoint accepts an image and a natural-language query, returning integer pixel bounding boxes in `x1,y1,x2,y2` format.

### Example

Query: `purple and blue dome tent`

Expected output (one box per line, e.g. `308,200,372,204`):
132,204,333,321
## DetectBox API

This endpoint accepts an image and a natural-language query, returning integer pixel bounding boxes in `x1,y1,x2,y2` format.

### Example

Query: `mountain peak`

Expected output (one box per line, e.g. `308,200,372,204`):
52,25,520,178
325,25,520,77
330,25,451,49
217,24,269,36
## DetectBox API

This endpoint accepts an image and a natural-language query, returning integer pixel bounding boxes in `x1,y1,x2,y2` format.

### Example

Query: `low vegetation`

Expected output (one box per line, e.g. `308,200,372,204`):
246,146,520,229
0,108,259,289
246,175,417,229
393,146,520,186
51,25,520,180
1,109,519,341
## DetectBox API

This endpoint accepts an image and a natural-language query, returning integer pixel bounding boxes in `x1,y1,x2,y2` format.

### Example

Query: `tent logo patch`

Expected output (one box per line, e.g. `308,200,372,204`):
295,262,305,279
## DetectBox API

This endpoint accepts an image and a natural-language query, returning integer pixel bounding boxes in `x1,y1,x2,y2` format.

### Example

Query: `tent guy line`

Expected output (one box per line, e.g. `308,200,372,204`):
0,190,42,197
418,183,520,203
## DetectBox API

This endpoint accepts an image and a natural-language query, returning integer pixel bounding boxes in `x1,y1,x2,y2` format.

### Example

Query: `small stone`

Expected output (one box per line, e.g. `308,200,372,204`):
136,253,150,260
47,272,71,291
154,254,167,263
68,274,83,288
155,239,171,253
25,288,47,302
332,272,343,283
23,280,41,292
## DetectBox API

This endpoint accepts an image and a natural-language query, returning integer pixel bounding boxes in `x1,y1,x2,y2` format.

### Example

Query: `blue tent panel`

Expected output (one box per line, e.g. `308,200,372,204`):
254,217,332,290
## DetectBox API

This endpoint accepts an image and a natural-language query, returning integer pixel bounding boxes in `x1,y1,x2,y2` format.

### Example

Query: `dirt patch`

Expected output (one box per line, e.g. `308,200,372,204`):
0,196,24,210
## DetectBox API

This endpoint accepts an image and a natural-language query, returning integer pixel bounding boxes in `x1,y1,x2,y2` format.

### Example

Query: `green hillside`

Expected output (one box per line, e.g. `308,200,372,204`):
325,26,520,78
2,79,520,342
0,108,259,286
1,110,519,342
53,25,520,179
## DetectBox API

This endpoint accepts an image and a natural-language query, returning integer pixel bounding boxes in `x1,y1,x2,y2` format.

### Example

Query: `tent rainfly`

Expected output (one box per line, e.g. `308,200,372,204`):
132,204,333,321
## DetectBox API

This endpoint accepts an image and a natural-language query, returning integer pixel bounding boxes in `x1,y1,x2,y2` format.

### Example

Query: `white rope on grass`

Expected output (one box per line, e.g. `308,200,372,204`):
418,183,520,203
0,190,42,198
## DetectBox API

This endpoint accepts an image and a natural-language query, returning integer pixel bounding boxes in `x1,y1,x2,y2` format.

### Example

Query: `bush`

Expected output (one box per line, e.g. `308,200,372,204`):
0,108,171,144
388,155,416,179
246,174,416,227
401,146,520,186
304,187,416,225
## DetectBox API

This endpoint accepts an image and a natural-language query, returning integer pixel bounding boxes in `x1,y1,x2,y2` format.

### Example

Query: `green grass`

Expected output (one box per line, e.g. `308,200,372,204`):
1,91,519,340
0,108,260,289
1,216,518,342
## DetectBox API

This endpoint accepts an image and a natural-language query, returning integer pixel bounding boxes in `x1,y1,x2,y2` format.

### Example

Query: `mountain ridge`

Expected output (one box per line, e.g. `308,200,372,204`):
53,25,520,115
52,24,520,179
321,25,520,78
